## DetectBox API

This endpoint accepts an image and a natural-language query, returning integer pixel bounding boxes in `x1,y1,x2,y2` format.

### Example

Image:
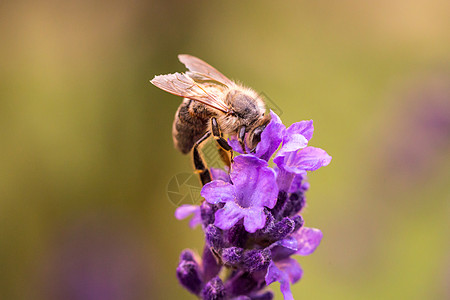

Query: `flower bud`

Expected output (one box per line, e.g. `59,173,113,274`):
291,215,304,232
243,249,272,272
201,202,216,226
266,217,294,241
222,247,244,267
179,249,195,262
201,277,226,300
205,224,223,250
176,255,202,295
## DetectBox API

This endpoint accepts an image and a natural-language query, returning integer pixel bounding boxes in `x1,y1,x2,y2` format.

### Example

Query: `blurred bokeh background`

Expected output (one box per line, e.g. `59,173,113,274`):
0,1,449,299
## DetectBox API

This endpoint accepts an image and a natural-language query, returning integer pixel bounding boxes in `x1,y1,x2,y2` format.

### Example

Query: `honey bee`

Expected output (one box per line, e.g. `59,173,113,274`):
151,55,270,185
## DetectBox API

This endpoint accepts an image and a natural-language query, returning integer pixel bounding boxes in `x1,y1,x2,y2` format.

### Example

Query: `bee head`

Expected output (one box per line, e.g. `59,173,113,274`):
227,90,266,127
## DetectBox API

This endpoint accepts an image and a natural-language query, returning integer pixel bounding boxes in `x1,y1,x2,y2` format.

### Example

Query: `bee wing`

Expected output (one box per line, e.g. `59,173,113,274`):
178,54,233,86
151,72,230,113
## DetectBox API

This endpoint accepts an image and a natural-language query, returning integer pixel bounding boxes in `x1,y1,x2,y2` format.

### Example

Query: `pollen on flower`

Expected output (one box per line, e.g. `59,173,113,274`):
174,111,331,299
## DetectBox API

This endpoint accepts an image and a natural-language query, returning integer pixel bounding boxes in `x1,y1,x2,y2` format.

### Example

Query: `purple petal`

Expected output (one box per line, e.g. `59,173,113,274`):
231,154,268,177
270,237,298,261
214,202,244,230
277,258,303,284
189,212,202,228
231,155,278,209
275,120,313,158
274,166,296,192
228,135,246,154
175,204,199,220
266,258,304,300
280,146,332,173
211,167,231,183
265,261,294,300
242,207,266,233
255,110,285,161
274,236,298,251
286,120,314,141
276,133,308,157
273,155,287,171
175,205,202,228
288,172,307,193
201,180,236,204
265,260,284,285
294,227,323,256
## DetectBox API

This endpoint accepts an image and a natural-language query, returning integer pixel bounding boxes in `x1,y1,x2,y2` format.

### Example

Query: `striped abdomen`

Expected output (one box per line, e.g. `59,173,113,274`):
172,98,215,154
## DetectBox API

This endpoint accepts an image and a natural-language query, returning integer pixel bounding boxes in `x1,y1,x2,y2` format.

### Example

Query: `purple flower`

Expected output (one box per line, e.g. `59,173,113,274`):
265,258,303,300
201,155,278,233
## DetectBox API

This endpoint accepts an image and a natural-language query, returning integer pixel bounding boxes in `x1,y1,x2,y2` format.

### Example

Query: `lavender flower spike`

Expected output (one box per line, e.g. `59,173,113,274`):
175,112,331,299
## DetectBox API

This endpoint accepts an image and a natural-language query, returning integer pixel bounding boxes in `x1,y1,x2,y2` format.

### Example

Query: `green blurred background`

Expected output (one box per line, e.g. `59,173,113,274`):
1,1,449,299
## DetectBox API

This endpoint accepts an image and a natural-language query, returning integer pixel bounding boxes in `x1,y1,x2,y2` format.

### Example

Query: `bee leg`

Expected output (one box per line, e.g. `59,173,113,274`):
238,125,246,153
193,131,212,185
216,144,232,168
211,117,233,167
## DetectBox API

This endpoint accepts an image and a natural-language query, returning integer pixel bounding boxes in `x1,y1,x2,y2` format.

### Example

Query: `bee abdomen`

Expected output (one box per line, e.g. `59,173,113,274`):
172,99,212,154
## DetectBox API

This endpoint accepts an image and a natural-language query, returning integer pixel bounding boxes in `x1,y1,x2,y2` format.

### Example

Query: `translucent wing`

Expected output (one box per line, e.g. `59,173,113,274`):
178,54,233,86
151,72,230,113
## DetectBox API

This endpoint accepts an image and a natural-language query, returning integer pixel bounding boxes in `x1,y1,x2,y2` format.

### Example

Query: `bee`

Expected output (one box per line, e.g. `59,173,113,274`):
151,55,270,185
